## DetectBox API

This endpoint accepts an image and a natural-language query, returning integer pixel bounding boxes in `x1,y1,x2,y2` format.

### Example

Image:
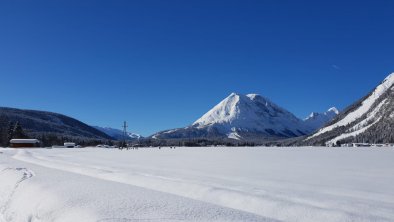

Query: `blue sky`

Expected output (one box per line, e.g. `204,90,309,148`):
1,1,393,136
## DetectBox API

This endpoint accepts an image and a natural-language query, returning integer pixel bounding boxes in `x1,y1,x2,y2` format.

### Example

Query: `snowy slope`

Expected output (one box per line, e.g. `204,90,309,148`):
1,147,394,222
93,126,143,140
153,93,312,140
305,72,394,145
303,107,339,132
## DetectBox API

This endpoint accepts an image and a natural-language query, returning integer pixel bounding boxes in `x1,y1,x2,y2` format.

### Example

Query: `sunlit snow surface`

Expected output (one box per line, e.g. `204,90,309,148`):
1,147,394,222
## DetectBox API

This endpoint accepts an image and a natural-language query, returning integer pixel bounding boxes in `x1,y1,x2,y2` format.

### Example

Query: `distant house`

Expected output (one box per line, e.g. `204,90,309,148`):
352,143,371,147
64,142,76,148
10,139,40,148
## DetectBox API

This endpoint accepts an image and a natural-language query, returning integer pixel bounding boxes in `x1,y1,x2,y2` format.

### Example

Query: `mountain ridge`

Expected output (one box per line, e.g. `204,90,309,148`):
303,72,394,145
0,107,113,142
303,107,339,132
93,126,143,140
152,92,321,140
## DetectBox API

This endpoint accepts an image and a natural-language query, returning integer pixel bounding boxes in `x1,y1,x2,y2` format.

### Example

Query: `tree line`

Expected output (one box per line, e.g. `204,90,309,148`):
0,115,113,147
0,115,28,147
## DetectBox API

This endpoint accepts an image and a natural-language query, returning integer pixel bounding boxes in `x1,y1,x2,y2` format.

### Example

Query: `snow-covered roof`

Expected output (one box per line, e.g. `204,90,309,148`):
64,142,76,146
10,139,40,144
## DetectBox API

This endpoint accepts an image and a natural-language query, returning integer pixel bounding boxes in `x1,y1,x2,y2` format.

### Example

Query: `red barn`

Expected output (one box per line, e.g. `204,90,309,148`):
10,139,40,148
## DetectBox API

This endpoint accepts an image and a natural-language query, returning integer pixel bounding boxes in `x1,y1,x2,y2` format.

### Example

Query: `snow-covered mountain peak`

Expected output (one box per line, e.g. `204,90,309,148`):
303,107,339,132
154,93,349,140
306,112,320,120
189,92,311,138
246,93,273,106
246,93,264,100
305,107,338,120
327,107,339,115
193,92,248,127
375,72,394,95
383,72,394,83
193,92,288,128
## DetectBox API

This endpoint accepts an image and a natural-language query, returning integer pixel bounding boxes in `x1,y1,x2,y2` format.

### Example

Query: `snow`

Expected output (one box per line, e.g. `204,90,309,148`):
9,139,40,144
327,117,381,145
308,73,394,139
193,92,242,126
227,131,242,140
1,147,394,222
305,112,319,120
326,99,387,145
303,107,339,131
192,92,310,137
348,99,386,132
327,107,339,115
162,129,178,134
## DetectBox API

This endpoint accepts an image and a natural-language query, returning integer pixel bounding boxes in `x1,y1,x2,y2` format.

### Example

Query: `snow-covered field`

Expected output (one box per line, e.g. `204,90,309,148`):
1,147,393,222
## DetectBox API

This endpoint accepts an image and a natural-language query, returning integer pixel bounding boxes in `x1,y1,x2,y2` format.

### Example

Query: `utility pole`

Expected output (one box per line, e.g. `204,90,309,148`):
121,121,128,149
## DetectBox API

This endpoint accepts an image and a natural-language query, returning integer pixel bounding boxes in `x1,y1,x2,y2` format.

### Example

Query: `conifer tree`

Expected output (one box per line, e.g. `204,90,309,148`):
7,121,15,141
12,122,26,139
0,115,10,146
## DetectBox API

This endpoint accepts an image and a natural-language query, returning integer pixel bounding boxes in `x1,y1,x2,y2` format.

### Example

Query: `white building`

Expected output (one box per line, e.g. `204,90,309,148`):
64,142,76,148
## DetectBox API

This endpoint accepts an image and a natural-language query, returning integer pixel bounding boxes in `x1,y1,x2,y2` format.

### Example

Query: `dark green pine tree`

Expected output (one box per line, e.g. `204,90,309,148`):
7,121,15,141
12,122,27,139
0,115,10,146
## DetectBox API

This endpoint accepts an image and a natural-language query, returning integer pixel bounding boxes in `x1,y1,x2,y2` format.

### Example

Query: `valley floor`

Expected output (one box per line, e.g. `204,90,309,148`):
0,147,393,222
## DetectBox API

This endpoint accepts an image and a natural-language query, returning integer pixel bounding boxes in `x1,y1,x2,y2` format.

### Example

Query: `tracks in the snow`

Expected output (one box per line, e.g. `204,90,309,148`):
0,167,35,222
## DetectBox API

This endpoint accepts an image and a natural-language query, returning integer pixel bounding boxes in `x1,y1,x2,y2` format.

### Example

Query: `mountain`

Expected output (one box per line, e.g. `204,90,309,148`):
0,107,112,141
304,72,394,146
303,107,339,132
93,126,143,140
152,93,313,140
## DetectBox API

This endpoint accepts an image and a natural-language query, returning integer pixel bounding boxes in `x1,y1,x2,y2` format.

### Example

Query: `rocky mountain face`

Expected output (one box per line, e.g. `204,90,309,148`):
152,93,313,140
304,73,394,146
